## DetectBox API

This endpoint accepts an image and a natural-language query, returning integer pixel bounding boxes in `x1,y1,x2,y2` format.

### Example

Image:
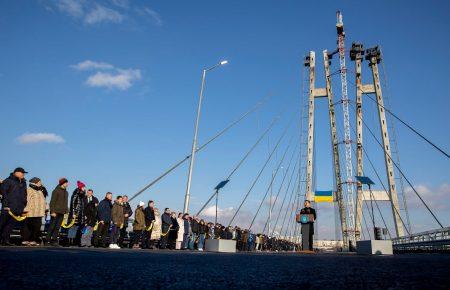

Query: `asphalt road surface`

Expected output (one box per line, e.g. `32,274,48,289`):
0,247,449,289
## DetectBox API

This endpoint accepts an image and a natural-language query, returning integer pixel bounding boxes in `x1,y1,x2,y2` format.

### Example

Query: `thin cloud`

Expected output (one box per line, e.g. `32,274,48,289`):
406,183,450,211
71,60,114,71
45,1,161,26
18,133,65,144
142,7,162,26
111,0,129,9
55,0,84,18
85,68,141,90
84,4,124,25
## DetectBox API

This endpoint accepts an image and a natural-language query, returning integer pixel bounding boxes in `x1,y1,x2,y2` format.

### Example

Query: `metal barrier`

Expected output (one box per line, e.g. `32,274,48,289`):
392,227,450,252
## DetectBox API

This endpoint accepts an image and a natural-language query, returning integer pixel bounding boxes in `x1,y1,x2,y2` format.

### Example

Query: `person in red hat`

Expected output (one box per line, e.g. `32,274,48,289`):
46,178,69,246
67,180,86,246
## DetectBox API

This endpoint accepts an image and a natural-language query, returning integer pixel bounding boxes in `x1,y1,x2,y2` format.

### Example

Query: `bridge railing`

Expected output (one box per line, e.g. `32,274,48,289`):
392,227,450,252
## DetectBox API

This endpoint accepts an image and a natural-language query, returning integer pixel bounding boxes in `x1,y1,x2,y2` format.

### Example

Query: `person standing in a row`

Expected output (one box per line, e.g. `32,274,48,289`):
46,178,69,246
95,192,112,248
160,208,172,249
0,168,28,246
168,212,179,249
132,201,145,248
110,195,124,249
143,200,155,249
182,213,191,249
119,195,132,248
68,180,86,246
22,177,47,246
80,189,98,247
176,212,184,249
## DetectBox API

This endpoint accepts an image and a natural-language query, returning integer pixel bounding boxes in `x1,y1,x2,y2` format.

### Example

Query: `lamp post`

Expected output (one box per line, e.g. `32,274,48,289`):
183,60,228,214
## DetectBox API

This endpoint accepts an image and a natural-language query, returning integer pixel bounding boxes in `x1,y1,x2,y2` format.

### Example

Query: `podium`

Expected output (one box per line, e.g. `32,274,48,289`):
296,213,314,224
297,214,314,251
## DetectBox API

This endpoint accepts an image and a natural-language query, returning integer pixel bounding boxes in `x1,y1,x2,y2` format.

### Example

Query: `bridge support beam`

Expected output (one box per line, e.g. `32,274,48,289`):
366,47,404,237
304,51,316,202
350,43,368,241
323,50,349,250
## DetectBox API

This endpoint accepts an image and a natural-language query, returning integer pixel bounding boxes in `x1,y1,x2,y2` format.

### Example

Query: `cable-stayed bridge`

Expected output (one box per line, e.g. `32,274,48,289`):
127,11,449,253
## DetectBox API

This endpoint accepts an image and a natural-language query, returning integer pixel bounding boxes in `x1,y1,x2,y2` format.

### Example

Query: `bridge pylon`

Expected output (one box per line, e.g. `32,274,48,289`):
303,51,349,250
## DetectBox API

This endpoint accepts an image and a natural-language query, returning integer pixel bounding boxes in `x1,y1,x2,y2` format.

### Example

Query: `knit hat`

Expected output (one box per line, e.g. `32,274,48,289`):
139,201,145,207
29,177,41,184
59,178,68,186
77,180,86,189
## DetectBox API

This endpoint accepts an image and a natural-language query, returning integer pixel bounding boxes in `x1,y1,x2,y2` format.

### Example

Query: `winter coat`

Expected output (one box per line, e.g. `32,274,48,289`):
23,183,46,217
111,201,124,227
176,217,185,242
49,185,69,214
144,206,155,226
97,198,112,223
150,208,161,240
0,174,27,215
122,202,133,224
133,207,145,231
161,212,172,233
199,223,206,234
169,217,179,240
242,231,249,243
184,219,192,236
191,219,200,234
69,188,86,225
83,195,99,227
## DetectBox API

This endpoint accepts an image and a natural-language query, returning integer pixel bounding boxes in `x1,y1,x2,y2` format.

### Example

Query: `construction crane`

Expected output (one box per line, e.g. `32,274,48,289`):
336,11,356,247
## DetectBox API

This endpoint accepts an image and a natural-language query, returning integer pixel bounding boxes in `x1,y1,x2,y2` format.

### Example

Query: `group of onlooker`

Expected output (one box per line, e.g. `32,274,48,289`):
0,167,299,251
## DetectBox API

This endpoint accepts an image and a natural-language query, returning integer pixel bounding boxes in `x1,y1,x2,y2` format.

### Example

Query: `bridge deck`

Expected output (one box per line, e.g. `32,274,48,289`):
0,247,449,288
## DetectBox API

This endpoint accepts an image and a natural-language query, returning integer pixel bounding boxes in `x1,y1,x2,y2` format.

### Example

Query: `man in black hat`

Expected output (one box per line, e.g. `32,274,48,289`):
0,167,28,245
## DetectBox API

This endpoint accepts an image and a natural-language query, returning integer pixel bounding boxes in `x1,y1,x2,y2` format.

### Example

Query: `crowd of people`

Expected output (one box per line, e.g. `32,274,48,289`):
0,167,300,251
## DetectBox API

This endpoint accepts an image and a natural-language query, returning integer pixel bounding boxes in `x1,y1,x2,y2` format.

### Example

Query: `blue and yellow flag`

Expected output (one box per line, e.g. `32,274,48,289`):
314,190,333,203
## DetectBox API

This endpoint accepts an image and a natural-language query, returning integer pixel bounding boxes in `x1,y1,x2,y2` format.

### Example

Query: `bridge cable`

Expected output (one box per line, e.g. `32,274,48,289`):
128,94,272,202
347,78,449,159
248,135,296,230
265,149,301,235
349,102,444,229
347,113,410,237
229,111,298,227
195,111,281,216
267,156,300,235
279,180,299,238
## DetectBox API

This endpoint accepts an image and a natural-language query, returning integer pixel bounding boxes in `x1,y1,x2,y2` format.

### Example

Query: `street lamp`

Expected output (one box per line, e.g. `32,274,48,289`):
183,60,228,214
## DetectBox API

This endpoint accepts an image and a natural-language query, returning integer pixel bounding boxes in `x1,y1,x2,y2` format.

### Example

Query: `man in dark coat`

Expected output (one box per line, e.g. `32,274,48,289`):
160,208,172,249
80,189,98,247
299,200,316,251
189,217,200,250
118,195,133,248
94,192,112,248
0,168,28,245
68,181,86,246
143,200,155,249
46,178,69,246
182,214,191,250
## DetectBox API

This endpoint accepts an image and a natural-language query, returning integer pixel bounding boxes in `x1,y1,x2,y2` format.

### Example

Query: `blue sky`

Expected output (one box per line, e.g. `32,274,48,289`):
0,0,449,238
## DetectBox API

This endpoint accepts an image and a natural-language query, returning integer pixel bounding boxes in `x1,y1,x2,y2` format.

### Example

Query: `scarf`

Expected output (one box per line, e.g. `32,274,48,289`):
29,183,48,198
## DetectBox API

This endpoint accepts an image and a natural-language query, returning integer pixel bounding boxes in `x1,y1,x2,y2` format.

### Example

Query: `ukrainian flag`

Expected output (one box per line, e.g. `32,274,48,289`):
314,190,333,203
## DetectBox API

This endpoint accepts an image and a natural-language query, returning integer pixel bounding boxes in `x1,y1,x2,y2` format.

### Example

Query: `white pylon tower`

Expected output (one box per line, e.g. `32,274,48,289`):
336,11,356,246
